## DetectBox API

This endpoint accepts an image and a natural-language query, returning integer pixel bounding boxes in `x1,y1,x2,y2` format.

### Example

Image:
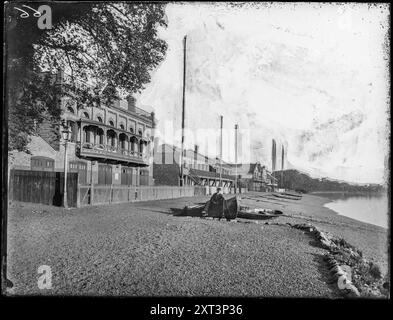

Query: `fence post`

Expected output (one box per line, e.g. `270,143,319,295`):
76,184,81,208
8,169,14,203
109,184,113,203
90,183,94,205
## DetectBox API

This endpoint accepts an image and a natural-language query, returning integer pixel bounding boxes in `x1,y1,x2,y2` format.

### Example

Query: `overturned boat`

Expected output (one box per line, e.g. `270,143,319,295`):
182,196,240,220
272,192,302,200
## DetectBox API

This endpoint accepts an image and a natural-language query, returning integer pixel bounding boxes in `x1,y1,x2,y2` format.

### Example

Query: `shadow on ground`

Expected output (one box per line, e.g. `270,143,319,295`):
170,207,282,221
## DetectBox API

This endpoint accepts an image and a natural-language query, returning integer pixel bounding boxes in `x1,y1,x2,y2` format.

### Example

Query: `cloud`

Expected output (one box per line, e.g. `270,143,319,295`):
138,3,389,184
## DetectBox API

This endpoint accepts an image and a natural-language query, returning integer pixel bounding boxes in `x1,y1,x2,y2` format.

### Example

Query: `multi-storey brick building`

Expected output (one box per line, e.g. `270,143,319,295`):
9,70,155,186
153,143,235,188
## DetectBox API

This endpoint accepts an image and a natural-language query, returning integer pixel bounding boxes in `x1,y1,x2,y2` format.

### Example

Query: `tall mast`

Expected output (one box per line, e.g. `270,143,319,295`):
272,139,276,172
281,145,284,189
180,35,187,186
219,115,223,187
235,124,238,193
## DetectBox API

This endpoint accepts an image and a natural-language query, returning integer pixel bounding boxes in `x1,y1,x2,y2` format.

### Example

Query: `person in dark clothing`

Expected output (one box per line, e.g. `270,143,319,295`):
202,187,227,219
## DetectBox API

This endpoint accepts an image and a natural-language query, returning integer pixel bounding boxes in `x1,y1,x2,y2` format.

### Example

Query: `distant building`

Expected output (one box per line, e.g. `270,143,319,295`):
9,69,155,186
228,162,278,192
153,143,236,188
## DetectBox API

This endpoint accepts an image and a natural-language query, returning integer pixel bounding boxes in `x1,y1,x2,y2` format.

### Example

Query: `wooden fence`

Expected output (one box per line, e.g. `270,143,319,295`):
78,185,207,206
78,185,247,207
9,169,79,207
9,169,248,208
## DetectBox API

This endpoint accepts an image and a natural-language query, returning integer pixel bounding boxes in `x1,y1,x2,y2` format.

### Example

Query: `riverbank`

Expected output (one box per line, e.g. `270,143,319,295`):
240,192,389,275
5,192,389,297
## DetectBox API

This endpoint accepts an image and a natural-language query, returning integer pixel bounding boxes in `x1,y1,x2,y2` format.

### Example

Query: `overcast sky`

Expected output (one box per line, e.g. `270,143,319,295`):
138,2,390,184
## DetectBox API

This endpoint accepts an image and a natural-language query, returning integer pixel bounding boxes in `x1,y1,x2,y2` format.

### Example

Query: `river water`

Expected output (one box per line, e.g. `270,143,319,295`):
314,192,389,229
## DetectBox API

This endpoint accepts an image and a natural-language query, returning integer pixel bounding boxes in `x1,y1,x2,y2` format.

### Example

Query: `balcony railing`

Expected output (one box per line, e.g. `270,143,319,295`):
77,142,149,165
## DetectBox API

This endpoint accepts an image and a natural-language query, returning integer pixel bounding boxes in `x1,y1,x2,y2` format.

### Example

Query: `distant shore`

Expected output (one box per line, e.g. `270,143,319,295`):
310,190,387,195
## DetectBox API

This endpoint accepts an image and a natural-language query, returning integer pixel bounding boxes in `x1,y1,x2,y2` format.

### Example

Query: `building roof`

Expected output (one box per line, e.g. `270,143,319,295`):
158,143,235,166
189,168,235,181
226,162,266,175
267,172,278,181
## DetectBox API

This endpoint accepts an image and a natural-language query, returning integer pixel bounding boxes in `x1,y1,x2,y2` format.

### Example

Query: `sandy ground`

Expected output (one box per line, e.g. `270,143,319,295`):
5,192,389,297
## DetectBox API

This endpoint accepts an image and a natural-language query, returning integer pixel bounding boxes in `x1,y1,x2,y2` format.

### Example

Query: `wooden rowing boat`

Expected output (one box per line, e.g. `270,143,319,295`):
223,196,240,220
182,196,240,220
272,192,302,200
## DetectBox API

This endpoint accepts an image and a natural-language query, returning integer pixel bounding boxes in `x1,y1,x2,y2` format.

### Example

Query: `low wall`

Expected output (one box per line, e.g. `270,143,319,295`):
79,185,209,207
78,185,248,207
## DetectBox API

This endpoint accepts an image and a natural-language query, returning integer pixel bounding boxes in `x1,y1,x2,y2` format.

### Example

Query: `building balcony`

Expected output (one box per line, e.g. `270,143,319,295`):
77,142,149,166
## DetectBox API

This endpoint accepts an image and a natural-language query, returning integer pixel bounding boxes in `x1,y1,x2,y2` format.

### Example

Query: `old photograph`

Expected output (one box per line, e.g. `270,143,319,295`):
2,1,390,301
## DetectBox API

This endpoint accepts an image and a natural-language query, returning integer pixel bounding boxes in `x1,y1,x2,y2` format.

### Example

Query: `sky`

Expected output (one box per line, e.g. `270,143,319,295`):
137,2,390,184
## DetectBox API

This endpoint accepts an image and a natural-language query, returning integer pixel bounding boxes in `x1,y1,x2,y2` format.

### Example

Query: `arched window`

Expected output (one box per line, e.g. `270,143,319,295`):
130,127,134,134
82,112,90,119
120,124,125,130
97,116,103,123
97,128,104,145
130,136,138,153
109,120,114,127
107,130,117,147
119,133,127,150
138,129,143,136
67,106,75,114
83,126,92,143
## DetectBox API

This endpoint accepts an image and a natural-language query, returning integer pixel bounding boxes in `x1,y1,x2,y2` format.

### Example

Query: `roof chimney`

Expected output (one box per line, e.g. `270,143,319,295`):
127,95,136,113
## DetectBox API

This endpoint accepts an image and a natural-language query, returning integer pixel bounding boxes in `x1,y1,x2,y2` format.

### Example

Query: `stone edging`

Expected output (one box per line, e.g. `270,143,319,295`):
288,222,387,298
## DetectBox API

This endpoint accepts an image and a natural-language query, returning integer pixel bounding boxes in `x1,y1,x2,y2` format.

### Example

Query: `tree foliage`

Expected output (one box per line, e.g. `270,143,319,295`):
6,2,168,152
273,169,385,193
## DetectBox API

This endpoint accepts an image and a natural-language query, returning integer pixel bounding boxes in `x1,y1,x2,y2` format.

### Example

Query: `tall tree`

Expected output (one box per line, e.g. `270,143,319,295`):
5,2,168,152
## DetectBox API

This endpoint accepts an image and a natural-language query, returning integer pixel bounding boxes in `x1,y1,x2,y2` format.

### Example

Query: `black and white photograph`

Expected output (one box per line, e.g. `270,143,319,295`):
2,0,390,306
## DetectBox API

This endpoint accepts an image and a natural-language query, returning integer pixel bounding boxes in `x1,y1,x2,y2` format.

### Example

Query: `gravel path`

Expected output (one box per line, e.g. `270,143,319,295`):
6,195,340,297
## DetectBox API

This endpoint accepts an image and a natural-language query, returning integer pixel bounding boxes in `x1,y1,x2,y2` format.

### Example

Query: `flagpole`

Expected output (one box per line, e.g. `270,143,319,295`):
219,115,223,188
281,145,284,189
235,124,238,193
180,35,187,186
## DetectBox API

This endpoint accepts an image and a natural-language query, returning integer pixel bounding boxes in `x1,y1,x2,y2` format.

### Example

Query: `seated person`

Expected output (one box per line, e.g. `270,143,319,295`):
202,187,227,218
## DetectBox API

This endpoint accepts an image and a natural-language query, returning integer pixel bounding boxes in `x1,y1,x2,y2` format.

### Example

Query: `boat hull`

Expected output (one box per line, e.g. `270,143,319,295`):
182,196,239,220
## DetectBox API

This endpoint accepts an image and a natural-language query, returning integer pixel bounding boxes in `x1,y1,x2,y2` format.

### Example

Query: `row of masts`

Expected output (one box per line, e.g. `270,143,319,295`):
179,35,285,188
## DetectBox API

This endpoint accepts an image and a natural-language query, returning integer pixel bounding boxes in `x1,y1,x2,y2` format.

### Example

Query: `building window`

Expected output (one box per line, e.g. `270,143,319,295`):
109,120,114,127
69,161,88,184
97,116,103,123
120,124,125,130
138,129,143,136
130,127,134,134
82,111,90,119
31,156,54,171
